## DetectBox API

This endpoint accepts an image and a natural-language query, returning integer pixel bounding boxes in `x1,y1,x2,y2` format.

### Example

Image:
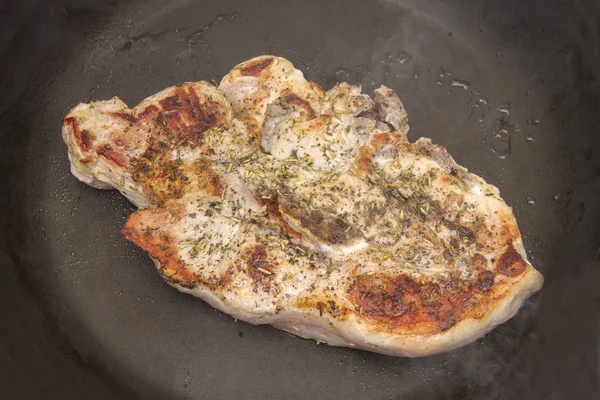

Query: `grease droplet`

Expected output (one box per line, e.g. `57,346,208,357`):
335,67,351,77
552,193,560,201
397,51,412,64
496,103,512,115
526,196,536,205
450,79,470,90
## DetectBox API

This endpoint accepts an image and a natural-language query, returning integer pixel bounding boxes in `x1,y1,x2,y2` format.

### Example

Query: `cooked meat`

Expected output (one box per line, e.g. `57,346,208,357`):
62,55,543,357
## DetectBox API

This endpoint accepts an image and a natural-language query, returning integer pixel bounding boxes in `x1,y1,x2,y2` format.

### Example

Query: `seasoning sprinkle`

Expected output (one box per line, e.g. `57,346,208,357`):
226,163,233,173
199,241,208,250
291,325,300,331
400,210,404,219
348,342,356,347
257,267,272,275
316,340,326,345
230,217,241,223
420,207,427,214
261,195,272,199
344,225,352,232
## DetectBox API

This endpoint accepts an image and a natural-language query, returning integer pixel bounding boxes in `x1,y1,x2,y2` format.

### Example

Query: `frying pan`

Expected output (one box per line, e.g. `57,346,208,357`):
1,0,598,398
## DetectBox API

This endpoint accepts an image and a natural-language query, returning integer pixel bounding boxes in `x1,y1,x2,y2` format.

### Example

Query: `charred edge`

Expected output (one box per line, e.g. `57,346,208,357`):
496,243,527,277
478,269,495,290
317,301,325,316
157,86,219,142
355,146,372,175
257,195,303,240
282,91,316,119
143,163,189,204
299,210,356,245
121,216,197,289
109,112,137,124
80,129,96,151
219,270,233,287
349,268,497,332
63,117,84,150
245,245,274,291
97,144,126,167
443,218,476,242
240,57,274,76
138,104,159,119
196,161,223,198
309,81,325,95
371,132,402,148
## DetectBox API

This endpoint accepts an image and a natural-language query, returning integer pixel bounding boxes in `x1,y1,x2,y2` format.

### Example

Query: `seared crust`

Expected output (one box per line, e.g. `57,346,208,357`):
62,55,543,357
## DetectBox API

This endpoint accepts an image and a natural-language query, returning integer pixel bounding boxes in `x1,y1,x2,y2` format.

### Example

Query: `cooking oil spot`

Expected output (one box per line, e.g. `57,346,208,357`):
413,71,419,79
384,67,389,76
526,196,536,205
528,117,540,125
478,98,488,105
335,68,351,77
436,80,443,85
496,103,511,115
493,119,513,159
129,291,133,295
397,51,412,64
552,193,560,201
450,79,470,90
525,134,534,142
175,57,181,66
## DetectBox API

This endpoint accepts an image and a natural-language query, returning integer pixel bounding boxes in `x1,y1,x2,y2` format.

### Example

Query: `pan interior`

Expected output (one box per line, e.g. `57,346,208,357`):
1,0,598,399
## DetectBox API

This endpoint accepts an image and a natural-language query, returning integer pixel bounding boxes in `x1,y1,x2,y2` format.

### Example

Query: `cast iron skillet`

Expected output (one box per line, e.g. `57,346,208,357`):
1,0,598,398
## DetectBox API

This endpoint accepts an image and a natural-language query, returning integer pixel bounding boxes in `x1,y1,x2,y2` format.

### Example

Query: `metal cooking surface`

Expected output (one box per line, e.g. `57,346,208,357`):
1,0,598,399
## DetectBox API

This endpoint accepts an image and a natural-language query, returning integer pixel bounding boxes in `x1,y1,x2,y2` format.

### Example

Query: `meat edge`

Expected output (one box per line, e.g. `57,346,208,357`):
150,256,543,357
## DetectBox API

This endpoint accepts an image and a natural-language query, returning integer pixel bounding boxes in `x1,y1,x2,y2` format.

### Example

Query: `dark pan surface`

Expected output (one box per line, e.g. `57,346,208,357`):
1,0,599,399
